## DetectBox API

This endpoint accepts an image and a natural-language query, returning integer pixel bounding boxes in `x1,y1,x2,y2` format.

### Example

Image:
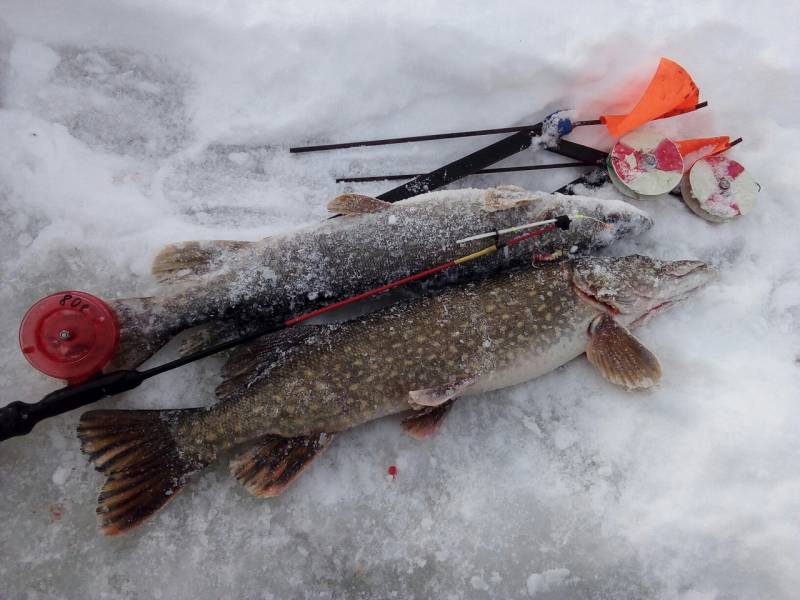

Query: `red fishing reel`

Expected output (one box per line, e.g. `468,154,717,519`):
19,291,120,384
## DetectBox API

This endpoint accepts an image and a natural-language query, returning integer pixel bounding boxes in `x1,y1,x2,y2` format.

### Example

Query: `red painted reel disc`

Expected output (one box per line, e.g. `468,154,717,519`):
608,131,684,198
19,291,119,384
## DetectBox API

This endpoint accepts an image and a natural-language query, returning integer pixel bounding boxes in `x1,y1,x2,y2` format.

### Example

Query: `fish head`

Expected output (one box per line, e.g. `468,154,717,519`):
523,192,654,255
571,255,717,327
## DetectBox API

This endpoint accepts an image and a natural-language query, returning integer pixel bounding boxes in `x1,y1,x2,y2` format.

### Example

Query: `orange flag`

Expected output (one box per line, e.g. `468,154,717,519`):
601,58,700,138
675,136,731,169
676,136,730,157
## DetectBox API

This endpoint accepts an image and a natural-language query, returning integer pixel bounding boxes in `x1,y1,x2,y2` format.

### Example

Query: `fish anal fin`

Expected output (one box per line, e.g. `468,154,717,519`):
586,314,662,390
230,433,335,497
77,409,210,536
152,240,256,285
327,193,390,215
401,399,456,439
408,376,475,410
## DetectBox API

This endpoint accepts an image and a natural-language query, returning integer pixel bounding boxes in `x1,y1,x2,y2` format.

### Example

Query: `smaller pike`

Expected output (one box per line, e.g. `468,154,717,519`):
78,255,715,535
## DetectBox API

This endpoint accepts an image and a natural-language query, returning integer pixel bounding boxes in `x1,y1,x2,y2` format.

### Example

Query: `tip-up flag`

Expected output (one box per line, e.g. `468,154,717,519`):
601,58,700,138
675,136,731,167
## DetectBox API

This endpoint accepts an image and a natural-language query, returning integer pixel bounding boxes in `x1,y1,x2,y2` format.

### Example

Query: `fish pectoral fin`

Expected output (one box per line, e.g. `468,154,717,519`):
482,186,533,212
327,193,391,215
401,399,456,439
152,240,257,285
178,320,240,357
408,376,475,410
230,432,335,498
585,314,662,390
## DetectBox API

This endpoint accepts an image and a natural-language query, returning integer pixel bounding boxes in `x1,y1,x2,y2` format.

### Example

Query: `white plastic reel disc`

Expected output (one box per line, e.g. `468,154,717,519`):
680,155,758,223
608,131,684,198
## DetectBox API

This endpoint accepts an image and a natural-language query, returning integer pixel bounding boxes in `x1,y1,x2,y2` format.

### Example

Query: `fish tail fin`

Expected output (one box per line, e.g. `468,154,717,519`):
106,297,179,370
77,408,210,536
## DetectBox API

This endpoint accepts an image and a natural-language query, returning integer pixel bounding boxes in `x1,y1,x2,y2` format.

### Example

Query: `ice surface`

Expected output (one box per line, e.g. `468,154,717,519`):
1,1,799,598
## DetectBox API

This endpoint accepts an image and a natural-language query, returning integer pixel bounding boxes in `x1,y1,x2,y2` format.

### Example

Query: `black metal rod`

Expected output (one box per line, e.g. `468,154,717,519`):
377,124,545,202
337,161,598,183
547,139,609,164
290,123,546,153
0,317,291,442
140,321,285,379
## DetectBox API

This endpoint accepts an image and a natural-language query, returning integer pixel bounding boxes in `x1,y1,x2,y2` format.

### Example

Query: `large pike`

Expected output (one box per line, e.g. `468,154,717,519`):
109,186,652,369
79,255,715,535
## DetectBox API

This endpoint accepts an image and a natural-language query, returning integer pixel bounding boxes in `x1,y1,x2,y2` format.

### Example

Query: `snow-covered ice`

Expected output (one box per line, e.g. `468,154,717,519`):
1,1,799,598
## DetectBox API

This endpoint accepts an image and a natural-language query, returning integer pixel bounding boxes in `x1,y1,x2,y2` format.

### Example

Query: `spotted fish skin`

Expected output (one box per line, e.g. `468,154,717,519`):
173,263,599,457
108,187,653,370
78,255,715,535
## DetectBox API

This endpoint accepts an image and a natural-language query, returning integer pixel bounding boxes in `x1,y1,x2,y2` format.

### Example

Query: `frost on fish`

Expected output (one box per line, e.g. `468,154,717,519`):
106,188,653,369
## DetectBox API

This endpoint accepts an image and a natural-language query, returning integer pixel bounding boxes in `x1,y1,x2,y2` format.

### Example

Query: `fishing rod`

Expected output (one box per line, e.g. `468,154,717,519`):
336,139,611,184
0,214,592,442
289,103,706,154
290,58,707,201
339,133,741,201
372,103,708,203
336,161,600,184
294,102,707,203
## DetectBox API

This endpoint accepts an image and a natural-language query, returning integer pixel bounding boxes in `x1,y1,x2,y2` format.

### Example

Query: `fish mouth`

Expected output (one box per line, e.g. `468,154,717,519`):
629,261,717,325
629,299,675,327
572,284,621,316
572,259,717,322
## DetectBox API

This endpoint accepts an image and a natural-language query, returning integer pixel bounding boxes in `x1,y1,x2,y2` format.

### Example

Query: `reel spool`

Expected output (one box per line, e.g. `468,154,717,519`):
680,155,758,223
19,291,120,384
608,130,684,198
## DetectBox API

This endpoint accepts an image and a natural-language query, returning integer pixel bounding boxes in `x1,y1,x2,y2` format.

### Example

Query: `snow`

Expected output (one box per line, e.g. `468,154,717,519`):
526,567,571,596
0,1,799,598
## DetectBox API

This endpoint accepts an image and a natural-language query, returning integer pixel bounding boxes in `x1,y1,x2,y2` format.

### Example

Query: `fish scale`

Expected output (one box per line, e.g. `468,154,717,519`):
77,255,715,535
177,264,597,453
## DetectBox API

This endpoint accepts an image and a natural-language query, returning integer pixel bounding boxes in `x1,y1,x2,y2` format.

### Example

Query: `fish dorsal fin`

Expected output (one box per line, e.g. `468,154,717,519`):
408,376,475,410
152,240,256,285
401,399,456,439
585,314,662,390
222,325,322,379
483,186,533,212
215,326,324,402
230,433,335,497
327,193,391,215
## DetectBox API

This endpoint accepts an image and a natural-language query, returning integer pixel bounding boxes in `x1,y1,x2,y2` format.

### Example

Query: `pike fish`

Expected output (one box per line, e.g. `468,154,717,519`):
79,255,715,535
109,186,652,369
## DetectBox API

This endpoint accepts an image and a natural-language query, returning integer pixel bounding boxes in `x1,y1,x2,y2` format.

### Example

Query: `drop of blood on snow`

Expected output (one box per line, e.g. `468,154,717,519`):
387,465,398,480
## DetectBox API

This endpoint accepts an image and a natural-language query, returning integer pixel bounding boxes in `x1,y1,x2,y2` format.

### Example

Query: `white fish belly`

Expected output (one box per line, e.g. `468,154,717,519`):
464,326,590,396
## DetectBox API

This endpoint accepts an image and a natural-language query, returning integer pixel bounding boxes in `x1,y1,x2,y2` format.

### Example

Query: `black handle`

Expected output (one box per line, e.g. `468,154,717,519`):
377,124,545,202
0,370,143,442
